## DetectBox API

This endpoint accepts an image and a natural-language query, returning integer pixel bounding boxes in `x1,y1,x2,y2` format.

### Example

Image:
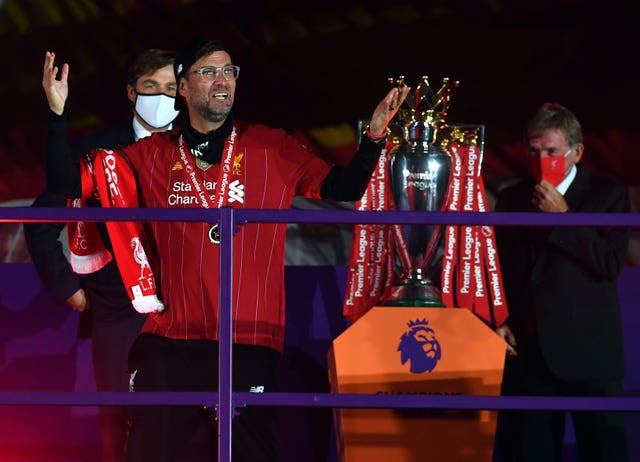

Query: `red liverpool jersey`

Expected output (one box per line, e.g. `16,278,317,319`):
120,122,331,352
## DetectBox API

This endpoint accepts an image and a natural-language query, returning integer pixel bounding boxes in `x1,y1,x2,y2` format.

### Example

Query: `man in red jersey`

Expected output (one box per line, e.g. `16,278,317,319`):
46,37,408,462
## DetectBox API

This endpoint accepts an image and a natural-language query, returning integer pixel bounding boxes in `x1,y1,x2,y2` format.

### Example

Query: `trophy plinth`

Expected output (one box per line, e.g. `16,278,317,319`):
381,76,458,308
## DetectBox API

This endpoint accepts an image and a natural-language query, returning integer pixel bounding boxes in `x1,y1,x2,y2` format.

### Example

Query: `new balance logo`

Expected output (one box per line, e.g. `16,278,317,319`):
228,179,245,204
249,385,265,393
129,369,138,392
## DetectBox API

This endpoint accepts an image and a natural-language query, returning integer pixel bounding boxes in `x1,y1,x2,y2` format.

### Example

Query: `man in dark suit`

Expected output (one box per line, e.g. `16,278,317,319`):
494,102,629,462
24,48,177,462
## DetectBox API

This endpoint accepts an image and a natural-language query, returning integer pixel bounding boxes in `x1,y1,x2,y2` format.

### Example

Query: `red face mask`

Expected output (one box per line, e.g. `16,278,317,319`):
530,149,571,187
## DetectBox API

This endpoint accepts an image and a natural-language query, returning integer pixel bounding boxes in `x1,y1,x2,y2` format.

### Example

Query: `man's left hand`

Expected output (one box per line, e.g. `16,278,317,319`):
532,180,569,212
368,86,411,136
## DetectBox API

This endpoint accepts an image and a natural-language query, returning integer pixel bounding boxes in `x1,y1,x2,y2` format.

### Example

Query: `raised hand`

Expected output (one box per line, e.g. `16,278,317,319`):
368,85,411,136
42,51,69,115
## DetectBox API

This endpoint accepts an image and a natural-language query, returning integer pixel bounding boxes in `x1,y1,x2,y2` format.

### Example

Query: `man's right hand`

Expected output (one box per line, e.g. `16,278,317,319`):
42,51,69,115
495,324,517,357
66,288,90,313
532,179,569,213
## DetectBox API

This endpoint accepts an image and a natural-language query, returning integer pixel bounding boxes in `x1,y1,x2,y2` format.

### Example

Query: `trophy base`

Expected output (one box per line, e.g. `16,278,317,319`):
381,280,444,308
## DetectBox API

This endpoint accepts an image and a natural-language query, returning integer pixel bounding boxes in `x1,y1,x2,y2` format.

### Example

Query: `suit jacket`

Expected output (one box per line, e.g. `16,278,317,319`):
24,112,136,326
495,164,629,381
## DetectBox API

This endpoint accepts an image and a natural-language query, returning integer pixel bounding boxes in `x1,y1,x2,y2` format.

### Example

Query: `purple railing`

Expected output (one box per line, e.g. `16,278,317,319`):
2,206,640,462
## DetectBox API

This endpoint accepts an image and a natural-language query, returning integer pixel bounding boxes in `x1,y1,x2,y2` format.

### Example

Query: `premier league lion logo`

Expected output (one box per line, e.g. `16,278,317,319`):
398,318,442,374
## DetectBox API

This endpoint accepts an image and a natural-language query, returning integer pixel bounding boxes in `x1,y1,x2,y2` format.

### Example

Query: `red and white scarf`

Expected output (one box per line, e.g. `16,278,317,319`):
70,148,164,313
67,198,113,274
68,127,243,314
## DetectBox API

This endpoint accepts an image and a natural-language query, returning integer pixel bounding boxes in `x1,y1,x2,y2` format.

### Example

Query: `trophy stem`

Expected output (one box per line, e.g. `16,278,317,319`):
382,268,445,308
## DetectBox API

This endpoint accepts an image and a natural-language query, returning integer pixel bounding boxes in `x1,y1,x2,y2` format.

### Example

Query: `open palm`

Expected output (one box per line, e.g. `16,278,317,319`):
42,51,69,115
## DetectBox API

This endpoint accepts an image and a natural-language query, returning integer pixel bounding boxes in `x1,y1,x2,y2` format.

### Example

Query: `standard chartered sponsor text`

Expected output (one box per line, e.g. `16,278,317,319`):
169,180,216,206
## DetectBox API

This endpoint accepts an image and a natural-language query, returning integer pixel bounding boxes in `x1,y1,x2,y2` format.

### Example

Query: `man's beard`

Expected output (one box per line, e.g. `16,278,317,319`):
193,96,232,124
203,106,231,123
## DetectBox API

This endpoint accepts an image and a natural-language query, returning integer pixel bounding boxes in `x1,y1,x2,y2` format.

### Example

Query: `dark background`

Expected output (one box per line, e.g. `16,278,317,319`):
1,3,640,459
1,0,639,200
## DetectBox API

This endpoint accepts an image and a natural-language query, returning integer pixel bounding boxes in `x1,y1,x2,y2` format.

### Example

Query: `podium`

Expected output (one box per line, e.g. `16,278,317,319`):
328,307,506,462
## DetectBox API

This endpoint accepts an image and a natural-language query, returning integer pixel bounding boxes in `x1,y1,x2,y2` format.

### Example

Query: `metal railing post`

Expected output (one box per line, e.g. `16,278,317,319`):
218,206,234,462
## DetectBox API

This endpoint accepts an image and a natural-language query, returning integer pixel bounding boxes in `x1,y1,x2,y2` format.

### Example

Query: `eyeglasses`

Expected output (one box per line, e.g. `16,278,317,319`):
192,65,240,82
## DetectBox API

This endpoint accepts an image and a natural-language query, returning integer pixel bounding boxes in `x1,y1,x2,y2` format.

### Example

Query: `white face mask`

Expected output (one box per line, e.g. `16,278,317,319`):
134,93,179,129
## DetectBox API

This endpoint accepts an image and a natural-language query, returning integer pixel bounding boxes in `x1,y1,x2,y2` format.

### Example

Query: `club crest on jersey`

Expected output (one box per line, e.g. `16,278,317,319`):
232,152,244,176
398,318,442,374
228,179,245,204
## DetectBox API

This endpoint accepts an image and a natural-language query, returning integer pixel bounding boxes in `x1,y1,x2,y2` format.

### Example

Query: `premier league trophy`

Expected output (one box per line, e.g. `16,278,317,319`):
382,75,459,307
335,79,505,462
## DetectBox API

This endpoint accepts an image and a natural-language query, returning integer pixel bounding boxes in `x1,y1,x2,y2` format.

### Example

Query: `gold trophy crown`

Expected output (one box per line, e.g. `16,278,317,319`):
387,75,460,147
389,75,459,127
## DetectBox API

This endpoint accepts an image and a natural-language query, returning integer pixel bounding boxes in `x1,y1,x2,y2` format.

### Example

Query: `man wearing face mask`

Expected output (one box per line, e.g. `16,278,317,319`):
494,103,630,461
24,48,178,462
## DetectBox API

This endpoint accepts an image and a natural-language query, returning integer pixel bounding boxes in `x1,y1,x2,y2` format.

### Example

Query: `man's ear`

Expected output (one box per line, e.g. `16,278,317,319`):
127,84,136,104
178,79,188,100
573,143,585,163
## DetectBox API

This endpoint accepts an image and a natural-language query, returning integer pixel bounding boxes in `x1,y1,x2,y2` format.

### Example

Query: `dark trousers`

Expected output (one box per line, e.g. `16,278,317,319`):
124,334,280,462
91,305,146,462
496,337,628,462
